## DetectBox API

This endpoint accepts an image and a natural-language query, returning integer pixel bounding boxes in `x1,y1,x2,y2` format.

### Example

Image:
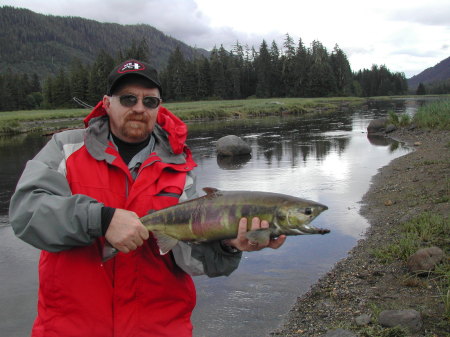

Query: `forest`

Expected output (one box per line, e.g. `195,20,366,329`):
0,34,409,112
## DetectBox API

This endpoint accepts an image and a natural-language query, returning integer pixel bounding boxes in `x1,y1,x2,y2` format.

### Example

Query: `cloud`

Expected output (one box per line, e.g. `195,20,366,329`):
389,3,450,26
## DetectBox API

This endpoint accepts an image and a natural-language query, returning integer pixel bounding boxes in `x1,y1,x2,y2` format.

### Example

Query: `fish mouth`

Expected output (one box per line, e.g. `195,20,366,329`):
289,225,330,235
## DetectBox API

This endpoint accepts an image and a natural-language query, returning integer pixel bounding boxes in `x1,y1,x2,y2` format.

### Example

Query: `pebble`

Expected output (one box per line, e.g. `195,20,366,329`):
355,313,371,326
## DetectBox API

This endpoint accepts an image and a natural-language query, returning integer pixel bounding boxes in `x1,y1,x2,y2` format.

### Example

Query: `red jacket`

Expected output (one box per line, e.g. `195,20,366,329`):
28,103,198,336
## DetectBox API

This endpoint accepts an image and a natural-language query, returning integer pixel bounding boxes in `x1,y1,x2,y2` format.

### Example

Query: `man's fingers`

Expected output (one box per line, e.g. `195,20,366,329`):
138,225,150,240
237,217,248,237
268,235,287,249
251,217,260,230
260,219,269,229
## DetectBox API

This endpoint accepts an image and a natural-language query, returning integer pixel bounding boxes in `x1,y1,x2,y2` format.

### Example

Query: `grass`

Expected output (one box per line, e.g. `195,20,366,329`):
372,213,449,263
386,98,450,130
413,99,450,130
372,212,450,321
387,110,411,127
0,97,365,134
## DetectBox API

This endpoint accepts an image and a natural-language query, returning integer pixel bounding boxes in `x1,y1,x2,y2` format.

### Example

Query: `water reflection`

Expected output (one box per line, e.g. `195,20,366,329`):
217,154,252,170
0,134,50,214
187,105,411,337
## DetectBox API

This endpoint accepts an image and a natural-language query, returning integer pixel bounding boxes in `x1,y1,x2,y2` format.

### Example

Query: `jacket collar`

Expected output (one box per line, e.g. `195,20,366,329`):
83,101,189,162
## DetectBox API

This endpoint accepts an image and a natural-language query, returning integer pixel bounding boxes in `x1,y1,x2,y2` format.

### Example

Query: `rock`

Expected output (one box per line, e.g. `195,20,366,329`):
367,118,388,134
378,309,422,332
216,135,252,157
355,313,371,326
385,124,397,133
384,200,395,206
322,328,357,337
407,247,444,275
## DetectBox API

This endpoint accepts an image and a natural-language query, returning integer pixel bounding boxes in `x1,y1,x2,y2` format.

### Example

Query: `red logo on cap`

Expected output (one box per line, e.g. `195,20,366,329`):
118,61,146,74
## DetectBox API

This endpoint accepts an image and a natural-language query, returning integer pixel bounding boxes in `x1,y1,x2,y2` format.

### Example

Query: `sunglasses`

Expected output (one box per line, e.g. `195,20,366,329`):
113,94,162,109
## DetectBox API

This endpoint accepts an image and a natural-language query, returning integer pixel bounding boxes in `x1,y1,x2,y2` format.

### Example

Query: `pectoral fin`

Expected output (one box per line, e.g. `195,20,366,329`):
246,229,272,244
152,232,179,255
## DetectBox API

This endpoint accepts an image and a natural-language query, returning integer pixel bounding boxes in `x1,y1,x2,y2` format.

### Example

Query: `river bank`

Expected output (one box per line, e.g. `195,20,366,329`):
272,128,449,337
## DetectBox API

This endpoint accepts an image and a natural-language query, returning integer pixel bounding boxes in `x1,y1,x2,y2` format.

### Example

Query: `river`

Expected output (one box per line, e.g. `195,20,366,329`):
0,99,422,337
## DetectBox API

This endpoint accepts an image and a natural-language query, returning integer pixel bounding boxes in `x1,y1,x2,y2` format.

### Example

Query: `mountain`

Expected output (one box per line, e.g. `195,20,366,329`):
407,56,450,90
0,6,208,78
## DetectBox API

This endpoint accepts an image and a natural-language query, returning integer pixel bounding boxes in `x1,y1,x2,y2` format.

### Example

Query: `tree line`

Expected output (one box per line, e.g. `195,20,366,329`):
0,34,409,111
160,36,408,101
416,79,450,95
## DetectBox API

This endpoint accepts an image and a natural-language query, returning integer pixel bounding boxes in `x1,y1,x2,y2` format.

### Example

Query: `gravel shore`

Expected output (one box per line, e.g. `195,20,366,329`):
271,128,450,337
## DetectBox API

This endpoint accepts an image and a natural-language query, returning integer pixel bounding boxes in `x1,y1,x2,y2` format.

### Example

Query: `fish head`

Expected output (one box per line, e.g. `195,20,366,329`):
276,200,329,235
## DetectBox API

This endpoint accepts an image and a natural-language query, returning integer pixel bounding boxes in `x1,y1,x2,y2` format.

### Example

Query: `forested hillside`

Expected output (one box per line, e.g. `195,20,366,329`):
0,7,410,111
0,6,207,76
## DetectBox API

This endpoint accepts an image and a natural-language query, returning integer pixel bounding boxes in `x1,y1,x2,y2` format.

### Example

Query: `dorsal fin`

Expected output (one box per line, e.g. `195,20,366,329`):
203,187,219,195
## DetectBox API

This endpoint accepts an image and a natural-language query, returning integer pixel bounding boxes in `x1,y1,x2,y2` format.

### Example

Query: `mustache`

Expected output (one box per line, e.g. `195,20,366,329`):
125,113,149,123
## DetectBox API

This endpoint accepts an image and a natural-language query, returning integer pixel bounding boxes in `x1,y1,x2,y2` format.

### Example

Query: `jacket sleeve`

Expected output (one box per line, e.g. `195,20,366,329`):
172,171,242,277
9,132,103,252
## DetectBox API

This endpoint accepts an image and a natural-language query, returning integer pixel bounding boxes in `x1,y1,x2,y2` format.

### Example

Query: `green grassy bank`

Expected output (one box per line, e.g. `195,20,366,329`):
0,97,364,134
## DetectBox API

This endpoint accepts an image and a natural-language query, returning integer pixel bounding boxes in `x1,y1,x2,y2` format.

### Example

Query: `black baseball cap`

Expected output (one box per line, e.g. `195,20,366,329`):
107,59,162,96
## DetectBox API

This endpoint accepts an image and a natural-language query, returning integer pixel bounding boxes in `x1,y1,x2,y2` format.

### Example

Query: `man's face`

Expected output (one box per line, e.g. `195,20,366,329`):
103,84,160,143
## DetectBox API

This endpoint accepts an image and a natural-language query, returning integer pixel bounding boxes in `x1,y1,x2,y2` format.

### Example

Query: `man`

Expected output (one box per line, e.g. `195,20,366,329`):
9,59,285,337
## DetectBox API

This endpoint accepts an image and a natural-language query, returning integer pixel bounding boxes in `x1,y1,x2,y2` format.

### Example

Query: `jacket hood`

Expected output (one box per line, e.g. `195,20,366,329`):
84,101,188,155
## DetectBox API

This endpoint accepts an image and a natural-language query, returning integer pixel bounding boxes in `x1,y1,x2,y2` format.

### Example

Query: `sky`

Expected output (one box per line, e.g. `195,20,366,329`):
2,0,449,78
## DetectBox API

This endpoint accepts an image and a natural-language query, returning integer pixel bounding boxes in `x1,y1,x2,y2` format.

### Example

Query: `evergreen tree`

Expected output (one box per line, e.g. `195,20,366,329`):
416,82,426,95
43,76,54,108
269,41,282,97
281,34,297,96
30,73,41,92
70,58,89,103
87,50,115,104
161,46,186,101
183,60,198,101
307,40,336,97
255,40,272,98
53,69,71,107
330,44,353,96
123,38,150,62
209,46,227,98
292,38,310,97
196,57,211,99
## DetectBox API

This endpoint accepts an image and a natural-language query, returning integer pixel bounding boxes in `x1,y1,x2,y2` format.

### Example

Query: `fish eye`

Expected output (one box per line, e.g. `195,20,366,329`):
304,207,312,215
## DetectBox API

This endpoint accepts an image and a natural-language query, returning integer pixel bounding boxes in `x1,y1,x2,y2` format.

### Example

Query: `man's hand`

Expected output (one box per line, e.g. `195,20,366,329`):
105,209,149,253
224,217,286,252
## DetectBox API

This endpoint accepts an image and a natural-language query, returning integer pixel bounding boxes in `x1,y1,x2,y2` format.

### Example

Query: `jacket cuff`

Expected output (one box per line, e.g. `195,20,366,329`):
101,207,116,235
87,202,104,238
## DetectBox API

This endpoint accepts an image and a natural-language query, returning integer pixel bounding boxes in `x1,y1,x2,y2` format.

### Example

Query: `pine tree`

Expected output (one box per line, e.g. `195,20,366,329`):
70,59,89,103
87,50,115,104
269,41,282,97
255,40,272,98
196,57,211,99
53,69,71,107
416,82,426,95
293,38,310,97
209,46,227,98
281,34,296,96
330,44,352,96
307,40,336,97
161,46,186,101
